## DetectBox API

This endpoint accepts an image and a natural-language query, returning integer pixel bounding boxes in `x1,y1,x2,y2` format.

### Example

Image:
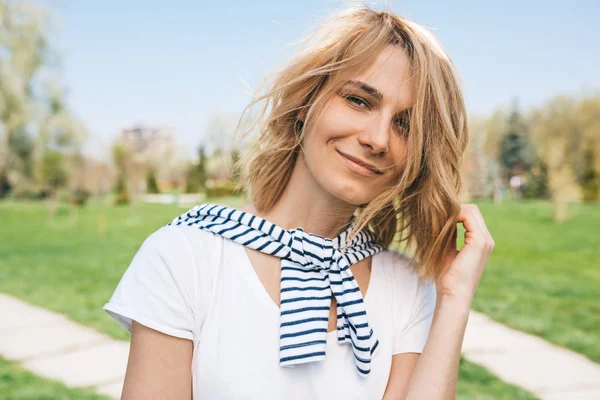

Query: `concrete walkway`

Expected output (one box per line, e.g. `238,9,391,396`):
462,312,600,399
1,292,600,399
0,293,128,398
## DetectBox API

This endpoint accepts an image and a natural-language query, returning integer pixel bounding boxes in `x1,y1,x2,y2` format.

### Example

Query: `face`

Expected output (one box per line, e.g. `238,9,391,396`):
300,45,414,206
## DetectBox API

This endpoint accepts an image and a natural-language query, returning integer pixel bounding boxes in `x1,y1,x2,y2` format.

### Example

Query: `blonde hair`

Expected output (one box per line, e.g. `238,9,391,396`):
233,6,468,281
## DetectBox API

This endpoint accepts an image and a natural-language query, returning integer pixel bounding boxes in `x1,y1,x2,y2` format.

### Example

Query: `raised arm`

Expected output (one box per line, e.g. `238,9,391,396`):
385,204,495,399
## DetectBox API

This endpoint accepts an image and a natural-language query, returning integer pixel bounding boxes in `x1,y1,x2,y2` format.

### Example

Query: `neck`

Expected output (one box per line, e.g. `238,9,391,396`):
242,153,357,239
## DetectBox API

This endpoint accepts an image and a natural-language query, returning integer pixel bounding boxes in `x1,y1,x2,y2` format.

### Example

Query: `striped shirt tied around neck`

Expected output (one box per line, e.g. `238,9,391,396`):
168,203,384,377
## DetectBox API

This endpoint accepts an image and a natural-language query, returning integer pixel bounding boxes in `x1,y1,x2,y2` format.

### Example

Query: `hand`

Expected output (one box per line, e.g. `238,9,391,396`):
435,204,495,303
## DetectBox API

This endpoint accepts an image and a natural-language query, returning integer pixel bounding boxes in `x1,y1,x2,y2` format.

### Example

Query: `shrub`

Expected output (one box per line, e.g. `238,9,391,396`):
206,182,241,198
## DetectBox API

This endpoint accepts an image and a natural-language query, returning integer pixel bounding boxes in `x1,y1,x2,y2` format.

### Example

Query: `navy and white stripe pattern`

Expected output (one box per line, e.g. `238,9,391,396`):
167,203,383,376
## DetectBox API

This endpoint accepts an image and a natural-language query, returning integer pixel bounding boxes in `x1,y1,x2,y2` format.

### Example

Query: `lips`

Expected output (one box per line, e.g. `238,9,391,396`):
336,150,383,175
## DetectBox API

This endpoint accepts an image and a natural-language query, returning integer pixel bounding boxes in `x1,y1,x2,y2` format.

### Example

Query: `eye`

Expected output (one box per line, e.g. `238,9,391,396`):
394,116,410,134
344,95,371,110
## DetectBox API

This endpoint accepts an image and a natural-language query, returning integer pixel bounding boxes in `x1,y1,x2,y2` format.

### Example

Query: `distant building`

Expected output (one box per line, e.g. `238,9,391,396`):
118,123,175,154
116,123,181,193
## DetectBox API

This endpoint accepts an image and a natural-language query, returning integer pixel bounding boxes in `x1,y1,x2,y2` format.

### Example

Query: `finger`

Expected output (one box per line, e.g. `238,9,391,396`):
456,205,479,235
457,205,487,246
465,204,493,243
443,226,459,271
464,204,490,240
448,225,458,251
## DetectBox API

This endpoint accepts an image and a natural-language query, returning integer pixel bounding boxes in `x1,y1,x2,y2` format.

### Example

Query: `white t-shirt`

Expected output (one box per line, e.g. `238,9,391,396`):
103,224,437,399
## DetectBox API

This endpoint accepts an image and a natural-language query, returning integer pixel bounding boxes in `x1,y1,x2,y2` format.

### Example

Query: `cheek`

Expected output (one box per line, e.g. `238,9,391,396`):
311,99,360,141
388,139,408,172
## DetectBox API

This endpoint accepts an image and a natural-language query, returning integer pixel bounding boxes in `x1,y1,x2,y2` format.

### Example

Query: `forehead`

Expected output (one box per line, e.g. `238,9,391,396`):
338,45,414,109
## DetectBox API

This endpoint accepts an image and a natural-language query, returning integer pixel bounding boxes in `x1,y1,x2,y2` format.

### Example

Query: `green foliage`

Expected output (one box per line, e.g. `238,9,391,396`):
498,133,533,179
0,1,88,200
230,148,242,183
522,155,549,200
206,181,241,198
0,173,11,199
114,173,130,205
184,165,200,193
8,127,35,179
146,168,160,194
185,144,207,193
581,147,599,202
112,143,131,204
498,103,534,180
69,188,91,206
41,150,67,192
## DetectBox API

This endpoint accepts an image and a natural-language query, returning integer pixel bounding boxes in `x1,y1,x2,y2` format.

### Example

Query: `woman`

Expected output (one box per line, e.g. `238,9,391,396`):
103,6,494,399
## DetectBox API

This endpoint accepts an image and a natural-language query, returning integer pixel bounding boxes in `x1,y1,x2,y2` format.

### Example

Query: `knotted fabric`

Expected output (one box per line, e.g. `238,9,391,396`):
167,203,383,376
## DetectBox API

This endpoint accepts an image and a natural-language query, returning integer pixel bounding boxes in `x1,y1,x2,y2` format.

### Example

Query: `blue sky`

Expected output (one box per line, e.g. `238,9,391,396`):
55,0,600,161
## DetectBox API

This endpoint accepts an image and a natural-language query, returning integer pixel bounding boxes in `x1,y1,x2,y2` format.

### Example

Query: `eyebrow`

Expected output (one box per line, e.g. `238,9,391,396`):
344,80,383,101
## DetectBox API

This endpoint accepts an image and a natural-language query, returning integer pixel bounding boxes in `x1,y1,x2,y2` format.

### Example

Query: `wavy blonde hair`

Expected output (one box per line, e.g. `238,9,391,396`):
233,6,468,281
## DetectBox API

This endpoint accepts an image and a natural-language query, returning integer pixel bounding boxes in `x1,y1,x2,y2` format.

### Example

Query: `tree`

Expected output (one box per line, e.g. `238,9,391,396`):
230,148,242,184
185,144,207,193
498,100,534,182
146,168,160,194
579,95,600,199
41,150,67,193
114,173,129,205
529,95,583,221
0,0,50,197
40,148,67,216
113,144,131,205
0,1,88,199
581,146,599,202
522,150,549,200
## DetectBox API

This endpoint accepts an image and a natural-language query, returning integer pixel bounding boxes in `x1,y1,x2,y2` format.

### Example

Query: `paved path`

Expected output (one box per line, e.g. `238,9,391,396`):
0,293,128,398
462,312,600,399
2,292,600,399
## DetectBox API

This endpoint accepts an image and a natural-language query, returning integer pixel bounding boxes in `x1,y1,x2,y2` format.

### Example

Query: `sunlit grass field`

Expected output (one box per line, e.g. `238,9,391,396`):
5,197,595,398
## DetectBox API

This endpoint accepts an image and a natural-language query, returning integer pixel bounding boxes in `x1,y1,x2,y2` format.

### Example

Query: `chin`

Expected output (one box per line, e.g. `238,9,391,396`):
324,178,378,208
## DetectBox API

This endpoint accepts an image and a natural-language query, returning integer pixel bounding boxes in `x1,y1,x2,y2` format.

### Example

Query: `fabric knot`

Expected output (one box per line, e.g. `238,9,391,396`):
285,227,338,272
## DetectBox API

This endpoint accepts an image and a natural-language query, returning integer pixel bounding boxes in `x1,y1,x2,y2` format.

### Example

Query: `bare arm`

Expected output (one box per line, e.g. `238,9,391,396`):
402,295,470,399
382,296,470,400
121,320,193,399
382,353,420,399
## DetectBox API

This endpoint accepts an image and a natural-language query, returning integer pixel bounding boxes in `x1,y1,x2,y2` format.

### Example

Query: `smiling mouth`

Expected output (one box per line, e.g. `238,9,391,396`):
336,150,383,176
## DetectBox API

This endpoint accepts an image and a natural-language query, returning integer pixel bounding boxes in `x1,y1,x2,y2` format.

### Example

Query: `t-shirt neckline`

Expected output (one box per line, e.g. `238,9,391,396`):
234,241,380,336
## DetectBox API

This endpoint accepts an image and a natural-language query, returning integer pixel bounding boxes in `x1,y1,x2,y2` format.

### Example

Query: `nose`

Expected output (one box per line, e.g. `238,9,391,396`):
357,114,390,156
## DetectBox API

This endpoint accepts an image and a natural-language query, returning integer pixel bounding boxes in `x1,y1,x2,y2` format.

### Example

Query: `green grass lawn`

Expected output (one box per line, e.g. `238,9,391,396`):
1,197,580,399
0,356,111,399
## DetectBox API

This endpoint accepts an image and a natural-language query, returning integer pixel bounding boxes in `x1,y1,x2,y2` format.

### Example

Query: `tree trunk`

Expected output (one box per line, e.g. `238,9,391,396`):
552,200,567,223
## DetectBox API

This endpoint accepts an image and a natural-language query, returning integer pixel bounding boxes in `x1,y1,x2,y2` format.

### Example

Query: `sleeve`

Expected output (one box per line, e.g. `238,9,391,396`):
102,226,197,340
392,277,437,355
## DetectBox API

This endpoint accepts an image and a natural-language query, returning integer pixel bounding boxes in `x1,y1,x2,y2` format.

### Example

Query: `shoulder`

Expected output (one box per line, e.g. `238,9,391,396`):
140,224,219,258
376,248,436,308
161,204,233,253
136,217,228,282
156,222,226,251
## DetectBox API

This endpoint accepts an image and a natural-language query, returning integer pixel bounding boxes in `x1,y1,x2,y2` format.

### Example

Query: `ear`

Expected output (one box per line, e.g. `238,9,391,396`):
295,119,304,134
295,105,310,133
